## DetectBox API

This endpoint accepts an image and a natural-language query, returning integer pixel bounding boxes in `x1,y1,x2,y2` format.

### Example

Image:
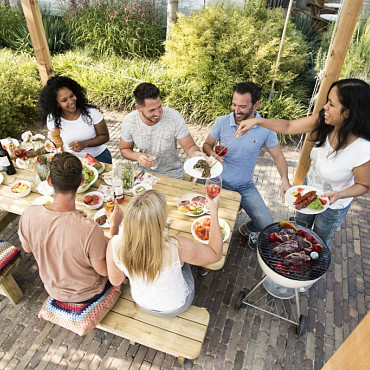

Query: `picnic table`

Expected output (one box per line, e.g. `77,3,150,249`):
0,163,241,270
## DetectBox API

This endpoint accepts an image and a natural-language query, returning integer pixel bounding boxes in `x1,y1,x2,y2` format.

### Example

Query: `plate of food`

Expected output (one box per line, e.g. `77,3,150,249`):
285,185,329,215
37,180,54,196
10,180,32,198
177,193,208,216
184,156,223,179
32,195,54,205
94,208,110,228
191,215,230,244
82,191,104,210
82,153,105,174
77,165,99,193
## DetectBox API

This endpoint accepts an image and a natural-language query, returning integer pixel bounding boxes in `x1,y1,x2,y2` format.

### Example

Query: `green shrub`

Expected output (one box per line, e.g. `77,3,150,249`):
161,1,309,97
64,0,166,58
0,2,71,54
0,49,41,138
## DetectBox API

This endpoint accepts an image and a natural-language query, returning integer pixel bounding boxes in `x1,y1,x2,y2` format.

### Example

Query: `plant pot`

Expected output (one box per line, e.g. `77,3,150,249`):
35,162,50,182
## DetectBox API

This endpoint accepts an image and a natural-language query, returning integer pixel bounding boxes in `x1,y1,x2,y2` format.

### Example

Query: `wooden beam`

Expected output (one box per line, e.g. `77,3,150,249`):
293,0,364,185
20,0,54,86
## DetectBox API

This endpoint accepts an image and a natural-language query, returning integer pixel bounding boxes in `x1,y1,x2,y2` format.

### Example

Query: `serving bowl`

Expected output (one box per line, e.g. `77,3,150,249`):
77,165,99,193
10,180,32,198
82,191,104,210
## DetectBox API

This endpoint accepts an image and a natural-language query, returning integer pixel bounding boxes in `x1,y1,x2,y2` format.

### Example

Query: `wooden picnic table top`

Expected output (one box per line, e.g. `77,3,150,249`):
0,162,241,270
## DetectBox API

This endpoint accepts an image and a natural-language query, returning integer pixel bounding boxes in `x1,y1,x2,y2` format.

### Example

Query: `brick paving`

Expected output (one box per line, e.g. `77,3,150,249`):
0,111,369,369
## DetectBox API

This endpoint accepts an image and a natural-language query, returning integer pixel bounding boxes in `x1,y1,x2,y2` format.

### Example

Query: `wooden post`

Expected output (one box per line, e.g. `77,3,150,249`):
20,0,54,86
292,0,364,186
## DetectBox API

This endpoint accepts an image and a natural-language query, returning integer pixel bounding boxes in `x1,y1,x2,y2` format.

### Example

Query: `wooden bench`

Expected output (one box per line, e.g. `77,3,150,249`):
97,288,210,364
0,254,23,305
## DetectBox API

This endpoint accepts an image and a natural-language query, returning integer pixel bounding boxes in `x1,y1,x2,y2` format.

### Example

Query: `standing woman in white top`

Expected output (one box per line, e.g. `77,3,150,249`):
106,189,223,317
236,79,370,248
39,76,112,163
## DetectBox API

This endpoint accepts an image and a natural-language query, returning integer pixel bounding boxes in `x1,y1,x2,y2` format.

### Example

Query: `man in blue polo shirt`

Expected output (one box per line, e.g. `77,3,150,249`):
203,82,291,249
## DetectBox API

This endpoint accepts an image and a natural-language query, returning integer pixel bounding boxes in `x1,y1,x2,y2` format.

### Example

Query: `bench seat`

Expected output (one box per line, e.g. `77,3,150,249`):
0,254,23,305
97,287,210,364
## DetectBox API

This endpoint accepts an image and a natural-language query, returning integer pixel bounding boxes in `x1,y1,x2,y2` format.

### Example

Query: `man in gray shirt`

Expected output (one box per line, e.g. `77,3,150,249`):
120,83,204,179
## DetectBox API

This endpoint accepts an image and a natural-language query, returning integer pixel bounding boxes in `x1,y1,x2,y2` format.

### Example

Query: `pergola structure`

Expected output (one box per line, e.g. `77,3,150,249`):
20,0,364,183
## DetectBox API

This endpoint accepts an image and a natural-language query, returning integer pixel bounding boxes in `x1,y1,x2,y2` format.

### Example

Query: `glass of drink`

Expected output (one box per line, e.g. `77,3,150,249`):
205,176,222,199
148,154,157,170
14,147,28,159
105,186,115,213
214,142,227,157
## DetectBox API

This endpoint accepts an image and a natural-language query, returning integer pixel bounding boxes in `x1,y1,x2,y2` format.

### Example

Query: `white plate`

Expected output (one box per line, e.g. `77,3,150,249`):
285,185,329,215
81,191,104,210
1,138,20,148
0,173,3,185
132,183,152,196
9,180,32,198
32,195,54,205
77,165,99,193
15,158,31,169
96,162,105,175
93,208,110,228
37,180,54,196
191,216,230,244
177,193,208,217
183,156,223,179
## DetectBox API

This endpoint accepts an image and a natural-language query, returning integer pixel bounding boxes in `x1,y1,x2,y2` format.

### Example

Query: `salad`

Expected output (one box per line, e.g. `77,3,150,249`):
81,165,96,188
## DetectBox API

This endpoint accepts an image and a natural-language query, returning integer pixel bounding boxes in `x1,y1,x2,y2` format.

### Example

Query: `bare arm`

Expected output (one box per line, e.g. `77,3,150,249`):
119,137,154,168
106,242,126,286
322,161,370,204
177,194,223,266
235,113,319,136
69,119,110,152
266,145,291,196
203,134,224,164
178,134,204,158
91,258,108,277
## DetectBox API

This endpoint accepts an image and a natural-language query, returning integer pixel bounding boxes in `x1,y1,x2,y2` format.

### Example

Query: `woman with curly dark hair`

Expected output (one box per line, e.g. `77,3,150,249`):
235,78,370,249
39,76,112,163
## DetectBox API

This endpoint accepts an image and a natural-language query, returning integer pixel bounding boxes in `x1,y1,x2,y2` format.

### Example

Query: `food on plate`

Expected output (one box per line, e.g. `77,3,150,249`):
193,159,211,178
83,153,103,171
206,156,217,168
135,185,146,194
11,182,29,194
96,214,107,226
268,225,324,267
15,158,30,169
291,188,325,211
193,216,227,241
83,194,100,206
81,165,96,188
178,195,207,215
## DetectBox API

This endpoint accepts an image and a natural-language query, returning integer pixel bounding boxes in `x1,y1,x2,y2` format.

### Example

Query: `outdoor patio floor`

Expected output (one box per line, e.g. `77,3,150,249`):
0,111,369,369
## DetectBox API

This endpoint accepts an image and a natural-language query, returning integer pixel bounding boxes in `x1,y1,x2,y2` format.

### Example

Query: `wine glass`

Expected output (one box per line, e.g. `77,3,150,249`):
205,175,222,199
214,141,227,157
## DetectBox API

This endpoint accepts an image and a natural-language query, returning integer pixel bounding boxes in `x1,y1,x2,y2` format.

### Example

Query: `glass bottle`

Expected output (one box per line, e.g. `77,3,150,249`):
105,186,115,213
112,165,124,204
121,160,134,193
0,141,16,175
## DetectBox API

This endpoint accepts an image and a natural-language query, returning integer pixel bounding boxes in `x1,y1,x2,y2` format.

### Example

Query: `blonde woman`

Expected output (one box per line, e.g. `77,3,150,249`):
106,189,223,317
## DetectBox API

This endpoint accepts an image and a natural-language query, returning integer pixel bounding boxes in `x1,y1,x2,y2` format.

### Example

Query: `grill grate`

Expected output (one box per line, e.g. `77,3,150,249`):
258,222,331,281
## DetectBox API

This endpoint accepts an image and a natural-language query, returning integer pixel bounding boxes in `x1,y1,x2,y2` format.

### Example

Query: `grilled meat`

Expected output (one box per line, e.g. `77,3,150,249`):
278,228,295,242
293,190,317,210
296,236,313,254
272,241,301,256
193,159,211,178
284,251,311,266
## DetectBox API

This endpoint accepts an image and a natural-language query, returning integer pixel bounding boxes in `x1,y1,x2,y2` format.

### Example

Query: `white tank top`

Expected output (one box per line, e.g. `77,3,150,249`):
112,236,189,312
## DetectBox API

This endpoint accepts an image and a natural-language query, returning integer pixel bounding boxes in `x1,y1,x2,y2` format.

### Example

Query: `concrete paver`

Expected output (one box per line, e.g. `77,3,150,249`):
0,111,369,369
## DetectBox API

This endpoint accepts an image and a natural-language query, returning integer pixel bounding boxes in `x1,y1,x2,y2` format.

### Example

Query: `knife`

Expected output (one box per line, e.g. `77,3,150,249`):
134,170,145,185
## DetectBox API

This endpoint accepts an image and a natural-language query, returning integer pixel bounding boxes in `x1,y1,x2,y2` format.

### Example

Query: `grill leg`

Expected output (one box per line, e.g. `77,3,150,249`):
295,288,301,319
244,275,268,301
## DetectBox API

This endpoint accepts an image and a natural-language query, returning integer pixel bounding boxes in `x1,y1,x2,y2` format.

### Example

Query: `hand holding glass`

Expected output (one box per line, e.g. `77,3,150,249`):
205,176,222,199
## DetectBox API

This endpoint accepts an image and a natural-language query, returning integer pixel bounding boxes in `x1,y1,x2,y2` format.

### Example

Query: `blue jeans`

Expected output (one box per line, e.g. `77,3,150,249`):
95,148,112,164
223,181,273,232
139,263,195,318
294,202,352,249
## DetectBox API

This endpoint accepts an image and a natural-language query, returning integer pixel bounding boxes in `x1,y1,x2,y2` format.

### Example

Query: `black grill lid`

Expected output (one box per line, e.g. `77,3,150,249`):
258,222,331,281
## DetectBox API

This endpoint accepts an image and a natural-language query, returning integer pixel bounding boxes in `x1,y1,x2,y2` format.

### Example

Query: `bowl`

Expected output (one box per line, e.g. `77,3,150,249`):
191,216,230,245
132,183,152,196
82,191,104,210
10,180,32,198
77,165,99,193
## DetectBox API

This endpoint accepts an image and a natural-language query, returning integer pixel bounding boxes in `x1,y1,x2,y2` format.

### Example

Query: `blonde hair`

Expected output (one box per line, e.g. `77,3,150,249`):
117,189,169,282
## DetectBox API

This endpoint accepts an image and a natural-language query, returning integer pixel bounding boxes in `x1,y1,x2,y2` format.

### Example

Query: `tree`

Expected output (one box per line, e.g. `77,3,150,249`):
166,0,178,40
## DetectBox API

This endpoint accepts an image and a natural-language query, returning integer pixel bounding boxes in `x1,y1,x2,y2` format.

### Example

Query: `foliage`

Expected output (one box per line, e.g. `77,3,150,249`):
316,15,370,83
161,0,309,107
63,0,166,58
0,49,41,138
0,2,71,54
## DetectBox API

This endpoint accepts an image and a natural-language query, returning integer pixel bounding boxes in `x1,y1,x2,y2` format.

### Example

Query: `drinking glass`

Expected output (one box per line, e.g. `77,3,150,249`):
105,186,115,213
148,154,157,170
214,141,228,157
205,175,222,199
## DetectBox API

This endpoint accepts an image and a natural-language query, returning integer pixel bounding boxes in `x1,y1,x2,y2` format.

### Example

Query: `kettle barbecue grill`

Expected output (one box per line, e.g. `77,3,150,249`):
235,222,331,336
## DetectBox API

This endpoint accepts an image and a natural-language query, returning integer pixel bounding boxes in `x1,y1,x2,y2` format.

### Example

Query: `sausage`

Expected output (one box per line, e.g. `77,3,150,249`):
295,192,318,210
293,191,316,206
